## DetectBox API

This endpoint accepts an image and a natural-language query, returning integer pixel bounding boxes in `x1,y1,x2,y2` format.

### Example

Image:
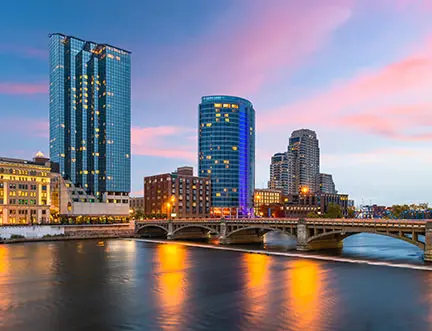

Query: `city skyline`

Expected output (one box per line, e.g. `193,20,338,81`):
1,0,432,205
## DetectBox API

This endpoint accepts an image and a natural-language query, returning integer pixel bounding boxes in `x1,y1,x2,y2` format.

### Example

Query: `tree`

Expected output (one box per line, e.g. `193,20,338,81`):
391,205,410,219
347,208,355,218
306,211,320,218
132,209,145,220
324,203,343,218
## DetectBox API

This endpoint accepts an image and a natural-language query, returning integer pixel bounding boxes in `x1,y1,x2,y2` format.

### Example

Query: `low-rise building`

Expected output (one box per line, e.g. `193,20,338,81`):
282,193,349,218
0,153,51,224
50,173,129,222
254,189,283,216
144,167,211,218
130,197,145,211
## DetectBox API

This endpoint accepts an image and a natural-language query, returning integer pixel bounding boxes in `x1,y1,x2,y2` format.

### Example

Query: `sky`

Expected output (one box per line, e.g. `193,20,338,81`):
1,0,432,206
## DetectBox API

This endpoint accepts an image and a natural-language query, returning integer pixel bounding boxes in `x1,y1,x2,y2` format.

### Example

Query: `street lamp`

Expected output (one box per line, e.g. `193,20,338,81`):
166,196,176,220
166,202,171,220
301,186,309,194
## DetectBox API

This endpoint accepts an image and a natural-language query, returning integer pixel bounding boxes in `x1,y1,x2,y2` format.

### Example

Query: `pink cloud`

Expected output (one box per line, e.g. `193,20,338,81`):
261,36,432,141
131,126,196,162
2,118,48,138
0,82,48,95
0,44,48,59
131,190,144,197
136,0,353,98
322,146,432,166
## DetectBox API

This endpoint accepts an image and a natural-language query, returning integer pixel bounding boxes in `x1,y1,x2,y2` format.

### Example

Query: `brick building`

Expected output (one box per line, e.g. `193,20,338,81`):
144,167,211,218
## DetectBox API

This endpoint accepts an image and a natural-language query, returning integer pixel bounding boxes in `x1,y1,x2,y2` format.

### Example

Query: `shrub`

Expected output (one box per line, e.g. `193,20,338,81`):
10,234,25,239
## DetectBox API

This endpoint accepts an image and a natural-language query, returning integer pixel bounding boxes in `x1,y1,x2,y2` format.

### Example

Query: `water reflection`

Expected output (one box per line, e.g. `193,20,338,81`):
243,253,271,327
287,260,328,331
155,244,189,331
0,245,11,325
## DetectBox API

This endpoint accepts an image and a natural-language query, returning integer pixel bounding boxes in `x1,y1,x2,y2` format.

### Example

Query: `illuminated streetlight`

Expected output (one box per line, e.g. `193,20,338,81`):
301,186,309,194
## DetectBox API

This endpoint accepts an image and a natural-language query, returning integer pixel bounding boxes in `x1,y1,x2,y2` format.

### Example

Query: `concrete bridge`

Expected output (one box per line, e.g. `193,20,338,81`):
135,218,432,261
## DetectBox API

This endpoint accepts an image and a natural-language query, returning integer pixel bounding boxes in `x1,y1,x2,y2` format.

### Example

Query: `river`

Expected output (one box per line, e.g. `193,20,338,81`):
1,234,432,330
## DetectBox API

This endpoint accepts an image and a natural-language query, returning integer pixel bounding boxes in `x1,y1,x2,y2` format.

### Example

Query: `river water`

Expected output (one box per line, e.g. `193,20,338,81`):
1,234,432,331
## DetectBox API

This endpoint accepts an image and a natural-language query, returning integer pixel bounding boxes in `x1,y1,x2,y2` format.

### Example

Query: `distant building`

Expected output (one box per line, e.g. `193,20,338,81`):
254,188,283,211
287,129,320,194
130,197,145,211
49,33,131,205
198,96,255,217
318,193,349,216
283,193,319,218
282,192,349,218
0,153,51,224
316,173,336,194
268,152,288,195
144,167,211,218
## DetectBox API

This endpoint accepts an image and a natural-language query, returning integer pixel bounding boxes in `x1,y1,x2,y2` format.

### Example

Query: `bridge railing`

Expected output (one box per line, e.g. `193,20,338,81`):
135,218,427,225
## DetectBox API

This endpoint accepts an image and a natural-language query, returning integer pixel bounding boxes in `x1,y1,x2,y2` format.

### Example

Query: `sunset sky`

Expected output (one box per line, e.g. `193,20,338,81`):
1,0,432,205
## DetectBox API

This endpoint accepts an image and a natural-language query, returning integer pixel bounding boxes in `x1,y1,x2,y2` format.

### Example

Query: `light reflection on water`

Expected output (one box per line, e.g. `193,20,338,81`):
155,244,188,331
0,239,432,331
242,253,271,328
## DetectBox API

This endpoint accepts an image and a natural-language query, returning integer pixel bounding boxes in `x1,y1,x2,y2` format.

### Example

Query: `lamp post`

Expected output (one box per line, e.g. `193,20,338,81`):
166,203,171,220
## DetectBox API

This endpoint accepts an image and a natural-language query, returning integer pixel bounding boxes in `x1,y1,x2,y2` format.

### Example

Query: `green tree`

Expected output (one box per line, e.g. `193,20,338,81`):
324,203,343,218
306,211,320,218
391,204,409,219
132,209,145,220
347,208,355,218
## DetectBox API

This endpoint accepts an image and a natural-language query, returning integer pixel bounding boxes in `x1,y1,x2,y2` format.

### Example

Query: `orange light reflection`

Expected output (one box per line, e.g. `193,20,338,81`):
155,244,188,331
288,260,326,331
243,253,271,326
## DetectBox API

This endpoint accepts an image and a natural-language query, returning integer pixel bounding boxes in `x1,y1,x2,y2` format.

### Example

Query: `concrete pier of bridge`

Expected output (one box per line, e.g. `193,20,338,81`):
424,222,432,262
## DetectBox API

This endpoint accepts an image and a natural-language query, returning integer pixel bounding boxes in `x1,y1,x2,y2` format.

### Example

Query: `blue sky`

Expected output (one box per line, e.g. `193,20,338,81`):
1,0,432,205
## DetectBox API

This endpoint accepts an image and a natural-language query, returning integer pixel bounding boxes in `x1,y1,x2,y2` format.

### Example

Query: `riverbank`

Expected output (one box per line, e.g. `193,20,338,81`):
0,223,135,244
1,234,136,245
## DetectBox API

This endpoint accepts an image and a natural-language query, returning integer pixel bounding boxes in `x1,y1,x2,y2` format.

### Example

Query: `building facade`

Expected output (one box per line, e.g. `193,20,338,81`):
49,33,131,205
144,167,211,218
0,154,51,224
316,173,337,194
198,96,255,217
130,197,145,211
254,188,283,216
282,193,349,218
268,152,288,195
50,173,129,220
287,129,320,194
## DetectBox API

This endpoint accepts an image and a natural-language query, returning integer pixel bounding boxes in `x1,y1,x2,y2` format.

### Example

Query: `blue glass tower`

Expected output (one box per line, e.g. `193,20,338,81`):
49,33,131,201
198,96,255,217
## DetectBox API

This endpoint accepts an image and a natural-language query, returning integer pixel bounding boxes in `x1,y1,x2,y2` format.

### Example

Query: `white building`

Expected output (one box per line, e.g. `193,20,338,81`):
51,173,129,220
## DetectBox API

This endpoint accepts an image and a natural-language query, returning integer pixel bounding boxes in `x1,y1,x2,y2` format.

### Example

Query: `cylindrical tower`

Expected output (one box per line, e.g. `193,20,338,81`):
198,96,255,217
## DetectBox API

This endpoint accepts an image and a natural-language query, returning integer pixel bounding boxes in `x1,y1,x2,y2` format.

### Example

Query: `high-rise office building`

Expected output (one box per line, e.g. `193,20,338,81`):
316,173,337,194
198,96,255,217
49,33,131,204
268,152,288,195
287,129,320,194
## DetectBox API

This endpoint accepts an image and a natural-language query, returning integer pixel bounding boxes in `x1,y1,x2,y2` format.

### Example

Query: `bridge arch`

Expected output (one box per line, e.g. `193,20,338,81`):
136,224,169,236
226,226,296,240
172,224,220,236
307,230,425,250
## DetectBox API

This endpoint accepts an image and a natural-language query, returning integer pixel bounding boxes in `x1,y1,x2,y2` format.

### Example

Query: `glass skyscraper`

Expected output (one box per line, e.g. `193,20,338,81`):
198,96,255,217
49,33,131,201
